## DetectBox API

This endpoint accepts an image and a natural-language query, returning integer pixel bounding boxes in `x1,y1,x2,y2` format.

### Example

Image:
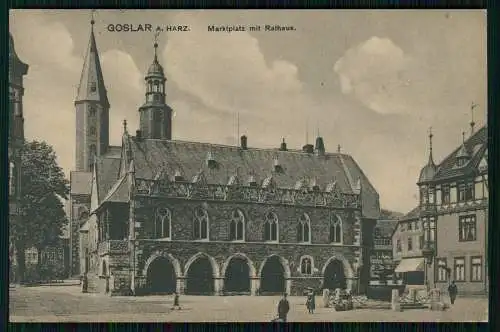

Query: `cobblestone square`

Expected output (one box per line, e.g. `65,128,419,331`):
9,285,488,322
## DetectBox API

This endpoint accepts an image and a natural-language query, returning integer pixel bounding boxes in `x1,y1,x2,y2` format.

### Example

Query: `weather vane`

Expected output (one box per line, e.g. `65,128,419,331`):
90,9,96,25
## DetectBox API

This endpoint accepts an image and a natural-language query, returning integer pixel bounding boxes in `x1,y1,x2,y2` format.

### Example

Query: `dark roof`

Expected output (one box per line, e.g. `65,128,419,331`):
431,126,487,182
75,27,109,106
127,136,380,219
101,175,129,203
375,219,399,237
70,171,92,195
95,155,122,202
400,206,420,221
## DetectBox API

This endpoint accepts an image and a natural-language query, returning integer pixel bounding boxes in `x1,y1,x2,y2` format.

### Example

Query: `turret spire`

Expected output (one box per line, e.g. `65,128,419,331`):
427,126,435,166
470,102,478,135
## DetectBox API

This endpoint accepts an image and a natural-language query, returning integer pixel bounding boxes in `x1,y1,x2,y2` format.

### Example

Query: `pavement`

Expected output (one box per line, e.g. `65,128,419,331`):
9,285,489,322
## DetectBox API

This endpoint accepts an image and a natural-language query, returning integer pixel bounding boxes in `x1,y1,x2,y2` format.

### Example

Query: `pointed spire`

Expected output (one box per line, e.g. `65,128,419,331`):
337,144,341,153
75,11,109,107
470,102,478,135
456,130,470,163
427,126,435,166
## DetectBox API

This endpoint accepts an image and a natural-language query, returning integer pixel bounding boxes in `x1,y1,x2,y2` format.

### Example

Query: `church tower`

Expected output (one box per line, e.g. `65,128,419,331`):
138,38,173,140
74,17,110,171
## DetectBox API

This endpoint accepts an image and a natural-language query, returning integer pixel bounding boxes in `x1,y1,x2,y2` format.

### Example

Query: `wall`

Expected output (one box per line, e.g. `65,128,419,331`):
435,208,487,294
134,197,358,245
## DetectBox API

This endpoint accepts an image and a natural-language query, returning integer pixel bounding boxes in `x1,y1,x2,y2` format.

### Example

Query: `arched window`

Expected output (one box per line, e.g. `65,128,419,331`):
193,208,209,240
89,106,97,117
300,256,313,275
296,213,311,243
148,80,153,93
155,208,171,239
153,80,159,92
329,214,342,244
264,212,278,242
229,209,245,241
89,126,96,136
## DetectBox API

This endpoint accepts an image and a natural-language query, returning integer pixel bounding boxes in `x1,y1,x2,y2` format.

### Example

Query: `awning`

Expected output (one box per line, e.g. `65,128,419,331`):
394,258,425,273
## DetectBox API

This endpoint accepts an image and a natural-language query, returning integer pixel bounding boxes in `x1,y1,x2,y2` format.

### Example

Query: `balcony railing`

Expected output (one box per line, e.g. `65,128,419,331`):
135,178,361,209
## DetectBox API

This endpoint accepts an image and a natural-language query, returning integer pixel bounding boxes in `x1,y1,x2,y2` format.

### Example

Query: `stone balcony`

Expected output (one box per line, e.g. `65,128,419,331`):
98,240,129,256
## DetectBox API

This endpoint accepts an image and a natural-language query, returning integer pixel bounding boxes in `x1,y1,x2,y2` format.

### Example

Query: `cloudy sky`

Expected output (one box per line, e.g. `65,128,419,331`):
9,10,486,214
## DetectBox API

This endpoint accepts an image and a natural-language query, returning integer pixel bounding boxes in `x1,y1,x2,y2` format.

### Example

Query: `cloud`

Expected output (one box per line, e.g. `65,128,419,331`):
334,36,416,115
163,12,304,120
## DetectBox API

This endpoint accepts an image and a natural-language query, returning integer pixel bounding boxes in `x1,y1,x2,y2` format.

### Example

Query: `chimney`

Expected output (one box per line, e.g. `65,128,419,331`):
240,135,248,150
302,144,314,154
315,136,325,156
136,130,142,139
280,138,287,151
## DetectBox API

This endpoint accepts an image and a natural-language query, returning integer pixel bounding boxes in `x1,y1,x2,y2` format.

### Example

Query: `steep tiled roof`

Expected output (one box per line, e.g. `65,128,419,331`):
128,137,381,219
70,171,92,195
375,219,399,237
400,206,420,221
96,155,122,201
432,126,487,181
101,175,129,203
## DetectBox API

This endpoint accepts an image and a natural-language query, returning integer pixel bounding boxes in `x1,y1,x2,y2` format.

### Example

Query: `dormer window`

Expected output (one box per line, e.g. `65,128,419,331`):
309,177,320,192
326,181,337,193
206,151,217,169
273,156,283,173
248,175,257,187
174,169,184,182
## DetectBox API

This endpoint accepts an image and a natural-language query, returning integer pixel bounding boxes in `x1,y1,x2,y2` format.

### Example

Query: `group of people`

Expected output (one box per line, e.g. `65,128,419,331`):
274,290,316,322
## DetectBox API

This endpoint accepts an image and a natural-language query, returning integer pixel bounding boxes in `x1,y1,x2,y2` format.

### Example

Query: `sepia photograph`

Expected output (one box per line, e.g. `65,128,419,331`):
8,9,488,322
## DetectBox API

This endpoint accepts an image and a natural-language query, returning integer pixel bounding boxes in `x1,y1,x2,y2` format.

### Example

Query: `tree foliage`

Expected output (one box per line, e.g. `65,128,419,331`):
10,140,69,280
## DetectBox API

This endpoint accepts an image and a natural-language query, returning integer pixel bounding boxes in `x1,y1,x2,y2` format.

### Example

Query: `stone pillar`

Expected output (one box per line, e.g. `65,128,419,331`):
323,289,330,308
285,278,292,296
391,289,401,312
346,277,355,293
214,277,224,295
251,277,260,296
177,277,185,295
409,288,417,303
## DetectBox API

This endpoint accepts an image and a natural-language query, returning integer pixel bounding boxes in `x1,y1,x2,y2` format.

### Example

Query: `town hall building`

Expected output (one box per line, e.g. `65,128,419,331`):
69,19,381,296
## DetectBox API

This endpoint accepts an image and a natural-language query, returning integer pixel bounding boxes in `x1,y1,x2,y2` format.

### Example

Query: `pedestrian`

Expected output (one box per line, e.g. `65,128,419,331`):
277,293,290,322
307,291,316,314
171,292,181,310
448,280,458,305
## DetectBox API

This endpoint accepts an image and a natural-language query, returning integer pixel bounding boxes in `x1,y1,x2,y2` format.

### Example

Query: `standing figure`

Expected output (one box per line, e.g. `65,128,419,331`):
277,293,290,322
306,291,316,314
448,281,458,305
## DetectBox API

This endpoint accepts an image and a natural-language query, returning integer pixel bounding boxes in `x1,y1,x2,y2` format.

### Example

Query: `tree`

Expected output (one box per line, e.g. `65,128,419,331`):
9,140,69,283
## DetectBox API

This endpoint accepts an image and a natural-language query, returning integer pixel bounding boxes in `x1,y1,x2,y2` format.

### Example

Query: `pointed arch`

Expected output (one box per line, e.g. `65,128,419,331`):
143,253,182,278
184,252,220,278
193,207,209,240
221,253,256,278
258,254,291,295
154,207,171,239
258,254,291,279
322,255,354,291
299,255,315,275
264,211,279,242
